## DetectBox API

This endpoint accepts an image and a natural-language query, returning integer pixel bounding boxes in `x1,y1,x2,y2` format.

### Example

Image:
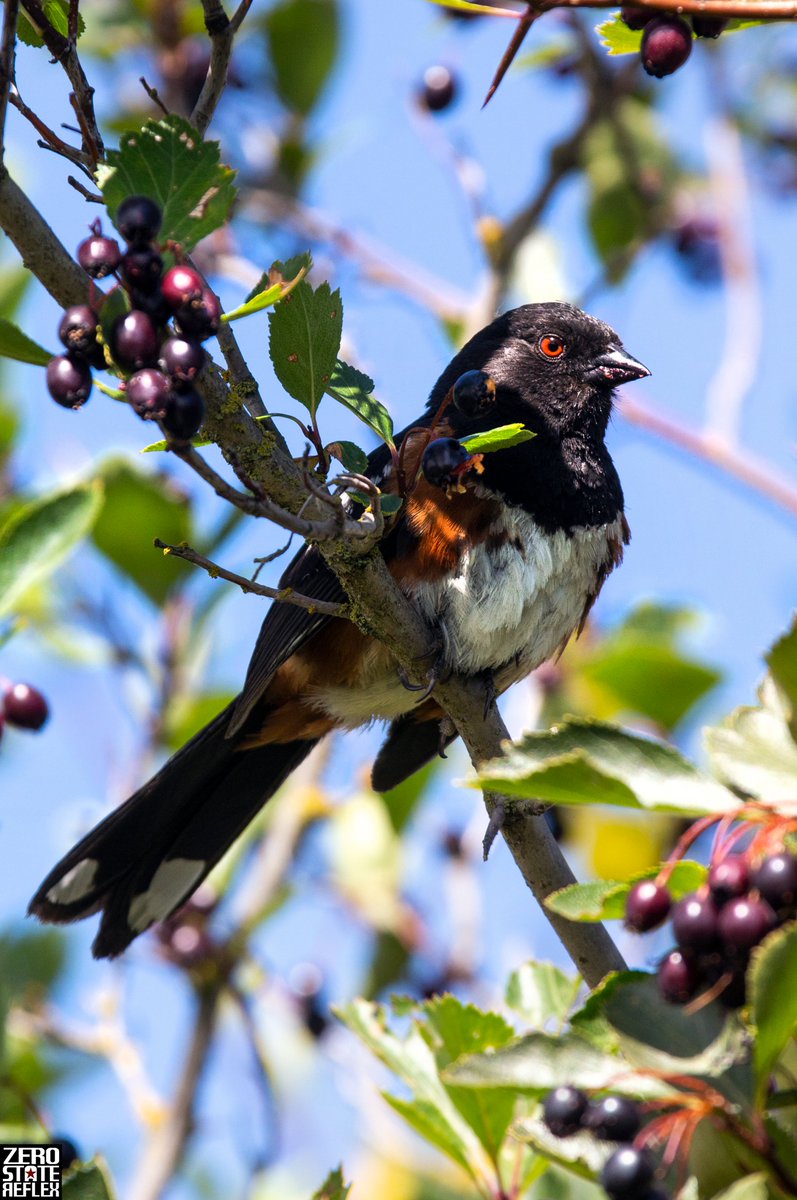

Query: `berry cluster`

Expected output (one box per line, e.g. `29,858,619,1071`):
621,8,727,79
47,195,220,442
543,1088,662,1200
625,841,797,1009
1,680,49,742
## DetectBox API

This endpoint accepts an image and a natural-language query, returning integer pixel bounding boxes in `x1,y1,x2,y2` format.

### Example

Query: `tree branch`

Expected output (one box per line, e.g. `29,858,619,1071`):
153,538,346,616
20,0,103,159
191,0,254,136
0,0,19,165
0,167,91,306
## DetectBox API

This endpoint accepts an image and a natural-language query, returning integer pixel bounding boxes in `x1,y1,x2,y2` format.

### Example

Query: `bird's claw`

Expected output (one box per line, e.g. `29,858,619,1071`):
398,626,450,701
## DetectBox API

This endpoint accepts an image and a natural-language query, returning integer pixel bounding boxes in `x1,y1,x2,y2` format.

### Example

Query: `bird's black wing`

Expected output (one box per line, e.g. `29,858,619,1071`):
225,440,395,737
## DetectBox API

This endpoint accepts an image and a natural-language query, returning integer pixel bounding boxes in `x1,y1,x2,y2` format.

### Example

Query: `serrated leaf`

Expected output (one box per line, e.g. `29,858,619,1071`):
460,424,535,454
546,860,707,922
505,962,581,1029
97,115,237,251
326,359,394,446
705,679,797,803
327,441,369,473
265,0,340,117
471,718,736,816
222,259,309,323
596,14,644,56
62,1160,113,1200
268,281,343,415
310,1166,350,1200
335,999,489,1181
90,459,192,604
766,616,797,740
17,1,85,48
513,1118,609,1178
442,1027,668,1098
0,483,102,620
0,319,52,367
383,1094,475,1172
420,995,517,1162
750,922,797,1105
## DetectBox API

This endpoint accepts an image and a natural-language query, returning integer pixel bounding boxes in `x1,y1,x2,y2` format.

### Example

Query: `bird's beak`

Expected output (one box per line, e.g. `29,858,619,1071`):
587,345,651,386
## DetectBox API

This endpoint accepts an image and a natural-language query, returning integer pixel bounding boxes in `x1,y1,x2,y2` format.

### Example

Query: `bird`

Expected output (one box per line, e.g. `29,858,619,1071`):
29,302,649,958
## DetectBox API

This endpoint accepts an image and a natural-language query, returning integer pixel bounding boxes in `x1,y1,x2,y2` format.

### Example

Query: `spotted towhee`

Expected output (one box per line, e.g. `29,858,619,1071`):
30,302,649,957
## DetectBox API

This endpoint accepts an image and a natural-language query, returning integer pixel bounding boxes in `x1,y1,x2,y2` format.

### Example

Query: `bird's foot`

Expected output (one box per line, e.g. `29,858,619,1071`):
398,627,451,702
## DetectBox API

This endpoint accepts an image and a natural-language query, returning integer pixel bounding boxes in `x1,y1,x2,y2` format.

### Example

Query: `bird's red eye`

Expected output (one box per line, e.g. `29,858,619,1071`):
540,335,565,358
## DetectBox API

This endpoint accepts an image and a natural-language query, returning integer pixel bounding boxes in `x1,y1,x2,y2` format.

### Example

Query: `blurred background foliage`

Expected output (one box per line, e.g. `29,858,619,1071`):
2,0,797,1196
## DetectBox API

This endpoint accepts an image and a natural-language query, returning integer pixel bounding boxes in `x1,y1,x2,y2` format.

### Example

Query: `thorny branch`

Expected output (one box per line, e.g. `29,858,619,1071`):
153,538,346,616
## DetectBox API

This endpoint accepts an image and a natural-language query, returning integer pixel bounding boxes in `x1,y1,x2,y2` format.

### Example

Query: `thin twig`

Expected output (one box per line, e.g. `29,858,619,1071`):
139,75,170,117
9,89,90,168
153,539,346,616
620,396,797,521
67,174,103,201
0,0,19,165
130,983,222,1200
191,0,254,136
20,0,104,157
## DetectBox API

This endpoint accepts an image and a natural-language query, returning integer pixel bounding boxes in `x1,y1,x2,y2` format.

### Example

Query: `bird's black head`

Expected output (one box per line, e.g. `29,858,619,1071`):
428,302,649,440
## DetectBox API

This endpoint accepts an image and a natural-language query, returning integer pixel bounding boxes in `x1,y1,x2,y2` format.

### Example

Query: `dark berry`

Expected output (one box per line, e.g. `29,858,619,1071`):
58,305,100,357
751,852,797,910
625,880,671,933
587,1095,641,1143
120,246,163,293
621,6,655,30
600,1146,656,1200
50,1137,79,1169
77,233,121,279
692,14,727,37
672,893,720,952
128,287,172,326
161,265,204,312
3,682,49,730
159,337,205,383
111,311,160,370
641,16,693,78
419,65,457,113
422,437,471,489
708,854,749,904
542,1086,589,1137
452,369,496,417
175,289,222,341
116,195,162,244
162,386,205,441
46,355,92,409
126,369,173,420
718,896,777,954
658,949,700,1004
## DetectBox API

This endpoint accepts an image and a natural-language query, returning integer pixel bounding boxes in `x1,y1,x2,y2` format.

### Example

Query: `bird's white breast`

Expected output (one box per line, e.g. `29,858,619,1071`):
411,508,624,676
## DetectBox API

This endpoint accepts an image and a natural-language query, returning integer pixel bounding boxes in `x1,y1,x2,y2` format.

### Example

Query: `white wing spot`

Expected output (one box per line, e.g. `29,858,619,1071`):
128,858,206,933
48,859,99,905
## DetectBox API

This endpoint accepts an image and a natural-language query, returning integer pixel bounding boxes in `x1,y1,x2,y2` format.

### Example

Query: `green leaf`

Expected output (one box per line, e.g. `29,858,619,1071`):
0,266,32,321
0,396,21,462
310,1166,350,1200
595,14,644,56
460,424,535,455
382,1094,475,1173
327,441,369,474
265,0,340,116
750,922,797,1105
326,359,394,446
766,616,797,740
421,995,517,1162
0,931,67,1001
97,115,237,251
90,459,192,604
472,718,736,816
505,961,580,1030
164,690,236,751
268,281,343,415
17,1,84,47
381,760,440,833
62,1160,114,1200
546,860,707,923
712,1176,770,1200
0,318,52,367
222,257,309,323
0,482,102,621
335,999,489,1181
705,679,797,802
442,1027,668,1099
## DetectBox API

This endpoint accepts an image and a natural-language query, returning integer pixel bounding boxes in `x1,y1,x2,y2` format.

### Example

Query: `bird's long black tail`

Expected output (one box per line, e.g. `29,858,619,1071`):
29,702,317,958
